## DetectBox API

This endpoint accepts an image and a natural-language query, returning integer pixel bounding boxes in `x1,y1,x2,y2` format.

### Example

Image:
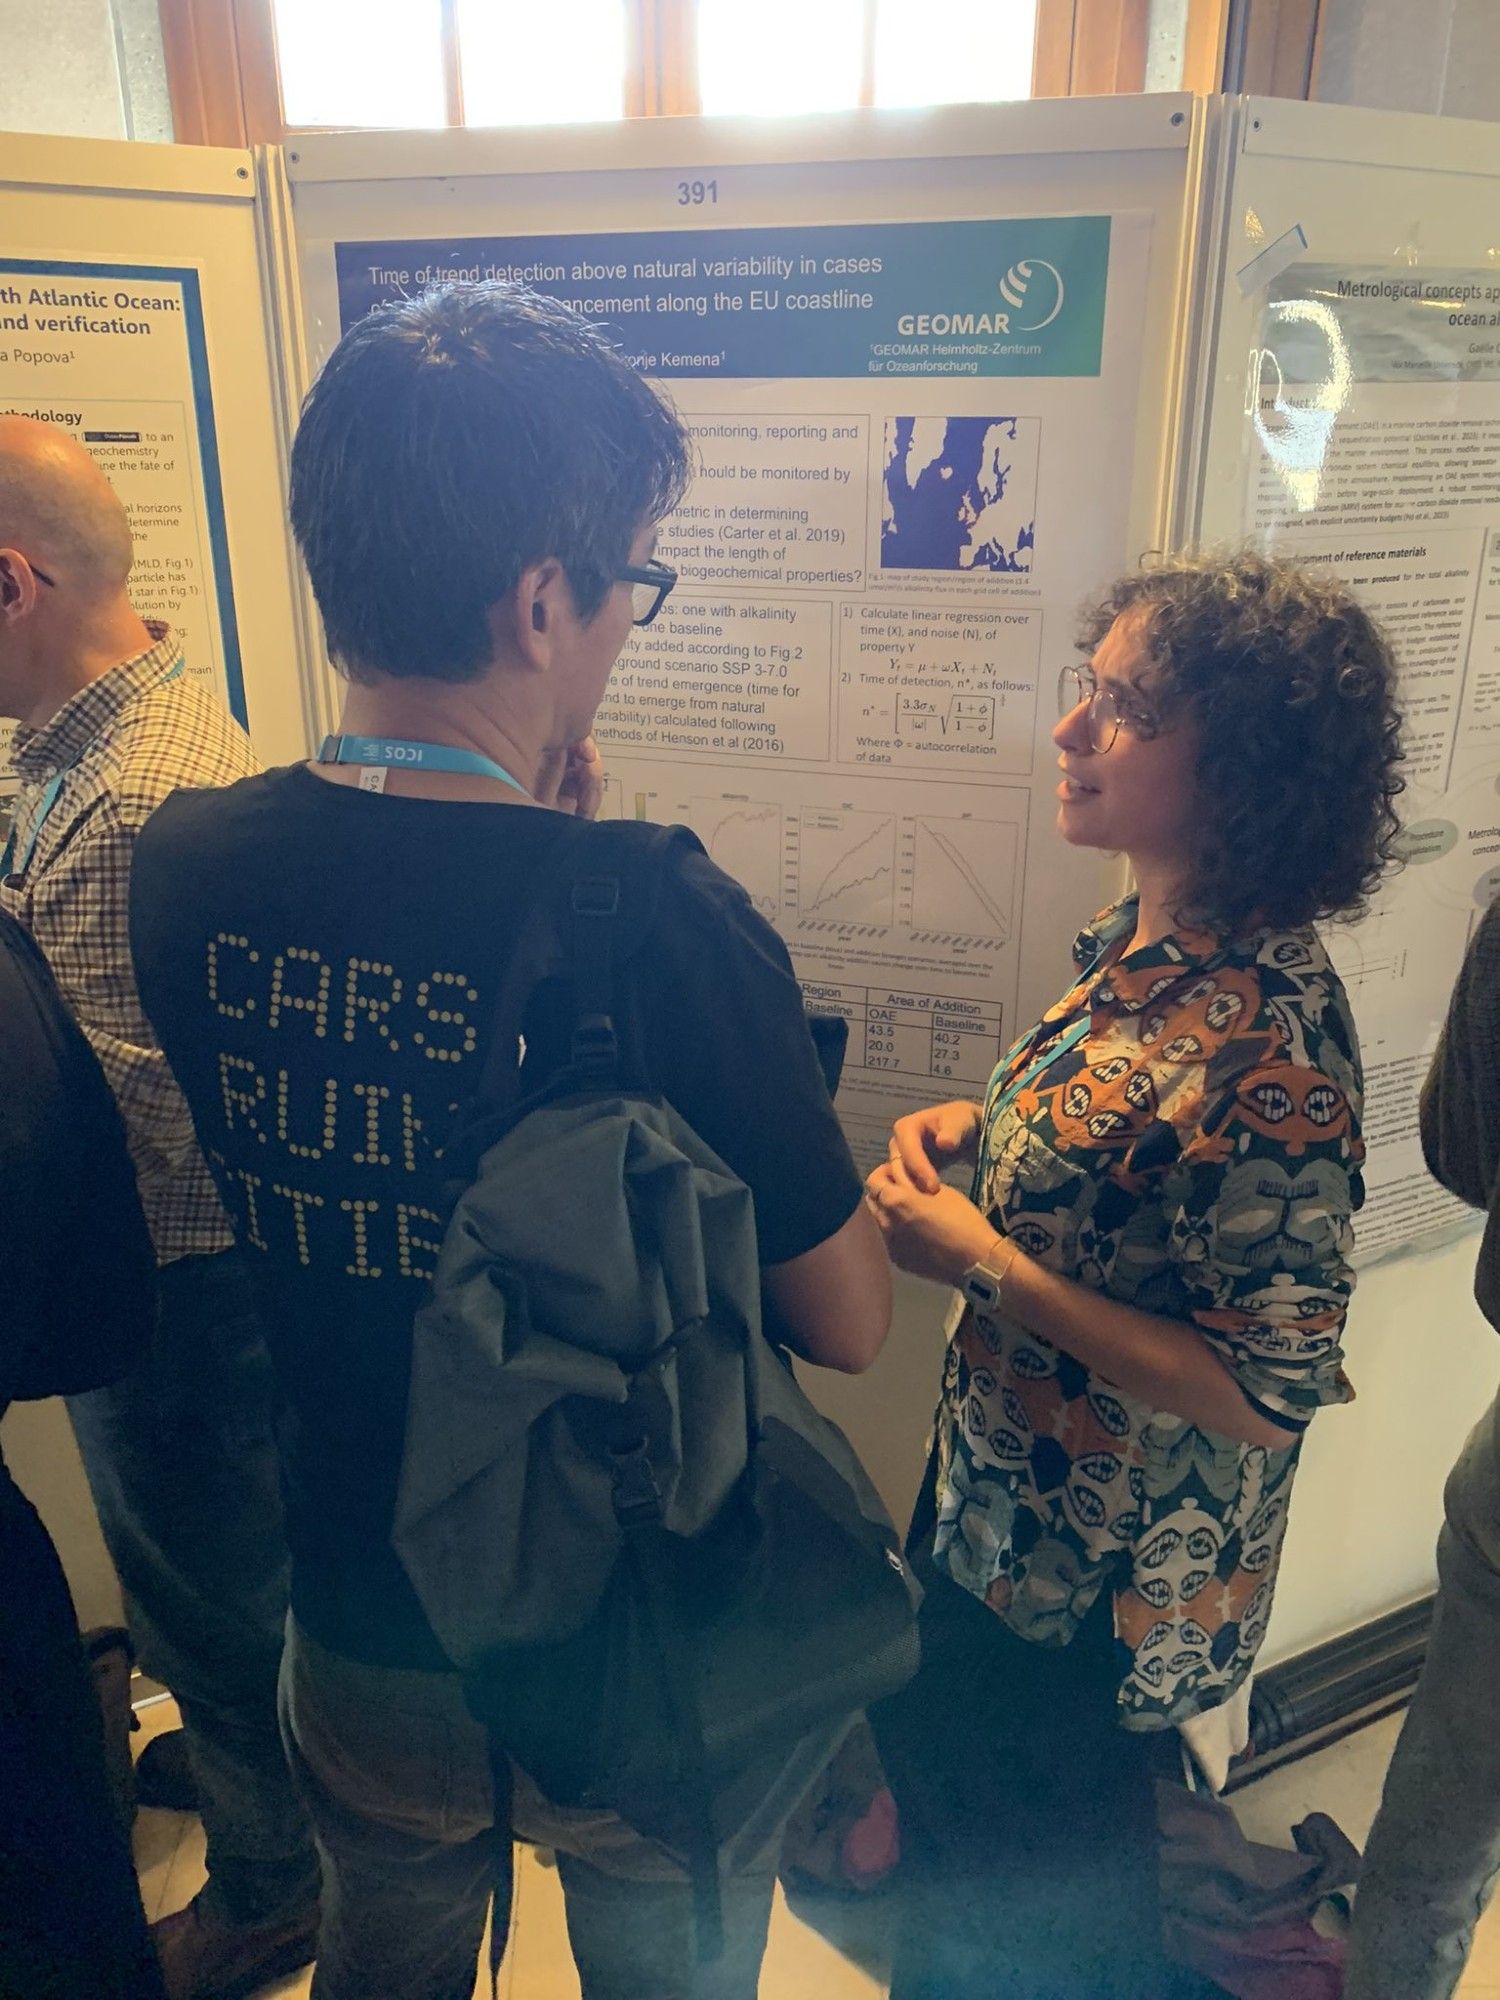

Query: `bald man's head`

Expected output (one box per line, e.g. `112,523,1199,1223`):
0,417,134,601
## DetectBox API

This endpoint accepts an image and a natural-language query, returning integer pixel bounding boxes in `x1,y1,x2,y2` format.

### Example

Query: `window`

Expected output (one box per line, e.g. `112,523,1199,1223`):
697,0,866,117
163,0,1192,148
457,0,628,126
874,0,1038,110
266,0,631,130
271,0,446,130
698,0,1038,117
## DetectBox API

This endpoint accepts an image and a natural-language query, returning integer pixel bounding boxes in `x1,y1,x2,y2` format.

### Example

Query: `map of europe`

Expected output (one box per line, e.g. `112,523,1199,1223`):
880,415,1039,574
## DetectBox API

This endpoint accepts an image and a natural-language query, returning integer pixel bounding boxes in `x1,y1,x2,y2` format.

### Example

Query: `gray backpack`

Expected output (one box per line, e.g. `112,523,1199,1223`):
392,819,919,1973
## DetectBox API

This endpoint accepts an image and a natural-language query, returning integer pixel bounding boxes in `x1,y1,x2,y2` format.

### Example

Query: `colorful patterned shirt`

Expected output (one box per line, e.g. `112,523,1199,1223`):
0,624,258,1265
934,897,1363,1728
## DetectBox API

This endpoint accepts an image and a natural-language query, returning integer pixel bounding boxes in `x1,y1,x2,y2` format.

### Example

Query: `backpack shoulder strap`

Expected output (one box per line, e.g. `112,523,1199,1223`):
448,818,702,1164
564,819,694,1092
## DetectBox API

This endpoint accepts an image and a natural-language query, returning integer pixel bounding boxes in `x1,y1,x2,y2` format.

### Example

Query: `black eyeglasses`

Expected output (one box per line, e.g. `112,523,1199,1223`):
28,563,56,588
1057,663,1158,754
619,559,677,627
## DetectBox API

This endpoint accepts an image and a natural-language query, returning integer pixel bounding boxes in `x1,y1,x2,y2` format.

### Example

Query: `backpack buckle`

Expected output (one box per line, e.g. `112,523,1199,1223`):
572,1011,619,1074
572,877,620,918
609,1437,664,1526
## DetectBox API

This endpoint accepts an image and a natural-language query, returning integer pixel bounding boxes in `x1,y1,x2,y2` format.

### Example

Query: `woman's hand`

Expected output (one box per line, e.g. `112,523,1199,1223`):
889,1099,984,1194
555,736,606,820
865,1154,1002,1287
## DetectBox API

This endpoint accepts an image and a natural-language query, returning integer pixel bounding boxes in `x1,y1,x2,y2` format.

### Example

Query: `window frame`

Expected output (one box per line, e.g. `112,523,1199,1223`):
160,0,1259,149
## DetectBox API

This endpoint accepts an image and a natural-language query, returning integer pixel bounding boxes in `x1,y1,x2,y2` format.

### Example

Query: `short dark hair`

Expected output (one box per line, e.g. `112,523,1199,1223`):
289,282,692,681
1081,550,1405,935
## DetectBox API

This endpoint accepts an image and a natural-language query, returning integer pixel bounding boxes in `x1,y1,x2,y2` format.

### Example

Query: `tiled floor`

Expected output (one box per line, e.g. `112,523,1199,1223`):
1228,1711,1500,1998
131,1696,886,2000
133,1696,1500,1997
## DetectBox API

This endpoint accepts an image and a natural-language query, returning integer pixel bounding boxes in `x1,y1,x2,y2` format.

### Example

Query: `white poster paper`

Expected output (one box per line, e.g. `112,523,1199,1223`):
1252,266,1500,1258
335,212,1152,1164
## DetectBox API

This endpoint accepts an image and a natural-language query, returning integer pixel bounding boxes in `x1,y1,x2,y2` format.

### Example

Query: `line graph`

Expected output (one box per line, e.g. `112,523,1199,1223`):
911,817,1017,944
686,796,782,919
1328,910,1409,994
796,810,896,928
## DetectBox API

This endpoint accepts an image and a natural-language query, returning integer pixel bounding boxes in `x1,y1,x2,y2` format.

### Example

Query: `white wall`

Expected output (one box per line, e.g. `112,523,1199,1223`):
2,1399,125,1630
1314,0,1500,121
0,0,172,142
806,1272,952,1529
1266,1234,1498,1657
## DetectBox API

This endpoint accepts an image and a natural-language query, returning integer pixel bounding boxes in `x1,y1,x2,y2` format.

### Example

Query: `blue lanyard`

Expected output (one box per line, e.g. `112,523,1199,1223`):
317,734,531,799
2,657,186,884
1,770,67,883
973,1013,1092,1202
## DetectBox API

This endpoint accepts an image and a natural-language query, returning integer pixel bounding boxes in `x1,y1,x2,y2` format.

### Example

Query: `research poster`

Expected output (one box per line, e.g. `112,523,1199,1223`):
1251,264,1500,1258
337,214,1151,1163
0,256,245,792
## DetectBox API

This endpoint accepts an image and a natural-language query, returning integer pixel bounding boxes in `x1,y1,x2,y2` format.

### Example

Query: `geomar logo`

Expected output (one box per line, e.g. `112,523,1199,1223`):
999,259,1066,332
894,256,1068,340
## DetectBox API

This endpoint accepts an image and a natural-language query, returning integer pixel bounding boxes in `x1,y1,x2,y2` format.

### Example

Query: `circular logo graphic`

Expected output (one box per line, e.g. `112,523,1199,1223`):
999,259,1066,332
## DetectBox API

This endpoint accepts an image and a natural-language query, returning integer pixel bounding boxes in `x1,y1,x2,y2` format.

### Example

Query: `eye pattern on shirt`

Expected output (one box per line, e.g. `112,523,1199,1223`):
1269,937,1318,971
1161,1032,1206,1063
1236,1069,1354,1154
1090,1054,1133,1085
1089,1388,1132,1438
1074,1450,1125,1486
1205,989,1247,1033
1123,1068,1158,1113
1249,1080,1295,1122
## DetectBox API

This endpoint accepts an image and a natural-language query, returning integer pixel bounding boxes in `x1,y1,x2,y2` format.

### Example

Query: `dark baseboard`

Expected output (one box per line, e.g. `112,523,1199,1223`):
1225,1593,1434,1791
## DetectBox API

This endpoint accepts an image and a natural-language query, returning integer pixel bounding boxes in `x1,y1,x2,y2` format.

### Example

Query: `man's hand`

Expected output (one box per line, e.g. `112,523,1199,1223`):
555,736,606,820
864,1153,1001,1287
889,1099,984,1194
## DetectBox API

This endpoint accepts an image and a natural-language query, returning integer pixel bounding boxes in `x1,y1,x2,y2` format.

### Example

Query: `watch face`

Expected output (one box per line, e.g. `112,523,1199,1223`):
964,1269,1001,1310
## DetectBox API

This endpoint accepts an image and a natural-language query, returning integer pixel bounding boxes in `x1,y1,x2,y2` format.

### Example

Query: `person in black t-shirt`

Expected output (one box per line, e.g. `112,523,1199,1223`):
130,281,891,2000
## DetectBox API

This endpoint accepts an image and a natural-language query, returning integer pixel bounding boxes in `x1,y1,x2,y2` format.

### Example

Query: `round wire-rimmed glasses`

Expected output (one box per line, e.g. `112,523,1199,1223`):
1057,663,1155,753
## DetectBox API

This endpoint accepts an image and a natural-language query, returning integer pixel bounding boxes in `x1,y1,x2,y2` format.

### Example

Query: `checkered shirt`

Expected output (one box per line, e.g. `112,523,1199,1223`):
1,623,259,1265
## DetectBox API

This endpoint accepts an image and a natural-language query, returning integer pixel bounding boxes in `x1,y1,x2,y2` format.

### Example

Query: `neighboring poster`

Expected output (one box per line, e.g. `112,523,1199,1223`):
0,256,245,789
337,214,1151,1164
1252,264,1500,1259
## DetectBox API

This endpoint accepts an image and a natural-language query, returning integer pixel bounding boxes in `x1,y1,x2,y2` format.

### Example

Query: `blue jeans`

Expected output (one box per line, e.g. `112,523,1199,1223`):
1345,1390,1500,2000
278,1619,838,2000
68,1248,319,1927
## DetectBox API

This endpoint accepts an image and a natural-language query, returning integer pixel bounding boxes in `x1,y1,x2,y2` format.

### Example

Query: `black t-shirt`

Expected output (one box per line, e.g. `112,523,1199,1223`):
130,765,863,1668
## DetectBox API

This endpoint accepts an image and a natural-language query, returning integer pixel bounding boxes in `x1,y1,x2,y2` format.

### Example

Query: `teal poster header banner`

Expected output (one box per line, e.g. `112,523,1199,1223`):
335,216,1113,379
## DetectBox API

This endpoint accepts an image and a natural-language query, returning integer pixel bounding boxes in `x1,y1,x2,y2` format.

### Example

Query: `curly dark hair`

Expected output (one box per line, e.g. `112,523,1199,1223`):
1079,550,1406,936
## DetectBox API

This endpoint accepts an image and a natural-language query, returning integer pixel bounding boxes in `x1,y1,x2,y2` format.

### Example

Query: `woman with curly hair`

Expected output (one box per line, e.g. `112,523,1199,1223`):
865,550,1405,2000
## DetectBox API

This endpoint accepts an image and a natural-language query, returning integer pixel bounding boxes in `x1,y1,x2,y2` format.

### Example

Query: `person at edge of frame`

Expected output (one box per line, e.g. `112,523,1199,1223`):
0,903,162,2000
0,417,319,2000
1343,890,1500,2000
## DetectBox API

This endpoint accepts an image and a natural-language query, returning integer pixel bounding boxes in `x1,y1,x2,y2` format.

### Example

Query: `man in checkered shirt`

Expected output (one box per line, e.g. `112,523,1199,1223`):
0,418,319,1996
